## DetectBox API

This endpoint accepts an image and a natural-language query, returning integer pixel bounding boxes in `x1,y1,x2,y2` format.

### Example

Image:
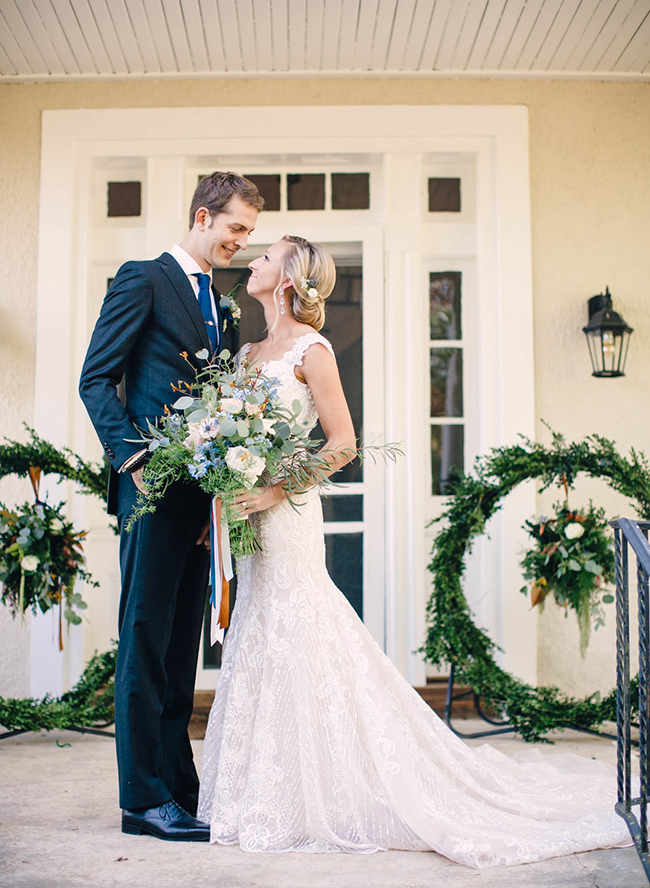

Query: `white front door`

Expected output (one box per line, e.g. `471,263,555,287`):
35,106,535,696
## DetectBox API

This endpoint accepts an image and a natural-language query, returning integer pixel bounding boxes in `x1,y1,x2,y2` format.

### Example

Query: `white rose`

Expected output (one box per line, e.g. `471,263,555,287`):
565,522,585,540
225,446,266,485
50,518,64,532
307,287,318,299
261,419,276,435
220,398,244,414
183,421,204,451
21,555,39,571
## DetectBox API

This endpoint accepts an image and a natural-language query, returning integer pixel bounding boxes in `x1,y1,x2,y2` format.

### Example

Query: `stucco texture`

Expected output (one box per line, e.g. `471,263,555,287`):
0,77,648,698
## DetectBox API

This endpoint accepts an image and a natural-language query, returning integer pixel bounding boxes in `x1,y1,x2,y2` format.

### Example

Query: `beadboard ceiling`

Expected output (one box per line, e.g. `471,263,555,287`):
0,0,648,82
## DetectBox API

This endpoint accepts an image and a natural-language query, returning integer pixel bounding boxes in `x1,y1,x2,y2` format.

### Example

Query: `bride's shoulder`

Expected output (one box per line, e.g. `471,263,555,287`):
290,329,335,366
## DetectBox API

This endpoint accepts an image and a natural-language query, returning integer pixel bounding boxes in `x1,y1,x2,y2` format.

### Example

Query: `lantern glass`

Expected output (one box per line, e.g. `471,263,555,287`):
585,328,629,377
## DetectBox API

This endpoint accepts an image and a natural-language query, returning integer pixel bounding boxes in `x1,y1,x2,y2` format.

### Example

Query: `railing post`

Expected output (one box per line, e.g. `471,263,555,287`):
615,527,631,807
612,517,650,883
639,558,650,852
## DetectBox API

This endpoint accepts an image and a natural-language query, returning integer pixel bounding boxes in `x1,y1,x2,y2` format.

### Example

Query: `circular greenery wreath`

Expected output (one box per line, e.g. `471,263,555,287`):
0,427,113,734
423,430,650,741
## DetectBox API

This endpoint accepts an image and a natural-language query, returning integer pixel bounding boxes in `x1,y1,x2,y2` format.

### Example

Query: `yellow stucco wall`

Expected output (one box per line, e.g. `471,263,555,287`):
1,77,649,698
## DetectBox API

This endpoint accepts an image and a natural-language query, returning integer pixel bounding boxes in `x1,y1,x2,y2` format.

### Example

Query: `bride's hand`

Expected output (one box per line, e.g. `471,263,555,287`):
234,485,284,518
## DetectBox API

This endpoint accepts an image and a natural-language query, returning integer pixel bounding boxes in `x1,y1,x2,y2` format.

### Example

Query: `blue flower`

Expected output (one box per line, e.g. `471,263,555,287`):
188,462,208,479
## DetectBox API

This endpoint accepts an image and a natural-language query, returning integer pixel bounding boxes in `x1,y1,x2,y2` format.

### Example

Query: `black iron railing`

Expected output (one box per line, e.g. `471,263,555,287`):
611,517,650,883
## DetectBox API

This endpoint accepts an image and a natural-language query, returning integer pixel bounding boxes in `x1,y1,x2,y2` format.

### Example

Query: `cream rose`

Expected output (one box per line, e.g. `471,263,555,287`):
21,555,40,572
50,518,65,532
261,419,276,435
565,522,585,540
245,401,263,417
225,446,266,485
220,398,244,414
182,421,204,451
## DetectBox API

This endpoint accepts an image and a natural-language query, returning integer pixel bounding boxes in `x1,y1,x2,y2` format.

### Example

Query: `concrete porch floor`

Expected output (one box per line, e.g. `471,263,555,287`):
0,720,647,888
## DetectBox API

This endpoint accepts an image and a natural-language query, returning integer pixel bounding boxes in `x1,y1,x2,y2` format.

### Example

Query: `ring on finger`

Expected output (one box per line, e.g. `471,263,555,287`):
242,501,247,510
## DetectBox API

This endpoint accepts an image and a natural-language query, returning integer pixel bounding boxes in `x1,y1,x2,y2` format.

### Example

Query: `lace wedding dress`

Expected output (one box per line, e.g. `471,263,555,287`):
198,332,629,868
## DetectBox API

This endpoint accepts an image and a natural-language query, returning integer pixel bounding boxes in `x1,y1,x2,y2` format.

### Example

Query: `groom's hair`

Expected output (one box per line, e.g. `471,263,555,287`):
189,171,264,228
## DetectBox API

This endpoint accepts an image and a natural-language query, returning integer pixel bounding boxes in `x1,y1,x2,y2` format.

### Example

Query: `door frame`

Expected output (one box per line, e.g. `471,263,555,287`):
35,105,535,695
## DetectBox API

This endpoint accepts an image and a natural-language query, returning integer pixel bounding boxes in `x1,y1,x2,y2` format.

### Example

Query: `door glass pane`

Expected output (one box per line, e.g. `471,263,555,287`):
244,174,280,211
287,174,325,210
325,533,363,618
331,173,370,209
316,263,363,483
430,348,463,417
321,494,363,522
428,178,461,212
430,272,461,340
208,252,364,664
431,425,463,496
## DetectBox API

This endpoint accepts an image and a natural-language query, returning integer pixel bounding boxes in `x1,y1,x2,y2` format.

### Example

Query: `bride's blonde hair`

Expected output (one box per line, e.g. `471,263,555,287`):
276,235,336,332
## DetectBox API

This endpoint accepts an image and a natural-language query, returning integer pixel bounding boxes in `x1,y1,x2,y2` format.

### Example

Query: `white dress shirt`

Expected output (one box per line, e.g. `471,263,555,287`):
169,243,218,327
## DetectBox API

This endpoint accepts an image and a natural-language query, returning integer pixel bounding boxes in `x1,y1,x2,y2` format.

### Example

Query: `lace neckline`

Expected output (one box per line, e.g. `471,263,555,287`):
242,332,326,369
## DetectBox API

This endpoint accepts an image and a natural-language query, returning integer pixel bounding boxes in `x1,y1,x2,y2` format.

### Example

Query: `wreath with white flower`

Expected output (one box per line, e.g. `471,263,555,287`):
423,429,650,741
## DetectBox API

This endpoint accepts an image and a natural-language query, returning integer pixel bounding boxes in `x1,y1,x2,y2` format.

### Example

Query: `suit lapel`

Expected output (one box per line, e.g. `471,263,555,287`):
157,252,211,353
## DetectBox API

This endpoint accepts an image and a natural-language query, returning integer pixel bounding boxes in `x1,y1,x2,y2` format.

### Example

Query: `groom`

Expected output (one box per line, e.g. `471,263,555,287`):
79,172,262,841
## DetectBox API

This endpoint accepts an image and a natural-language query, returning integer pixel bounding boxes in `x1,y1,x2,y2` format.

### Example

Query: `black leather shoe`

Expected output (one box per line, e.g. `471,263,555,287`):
175,793,199,817
122,800,210,841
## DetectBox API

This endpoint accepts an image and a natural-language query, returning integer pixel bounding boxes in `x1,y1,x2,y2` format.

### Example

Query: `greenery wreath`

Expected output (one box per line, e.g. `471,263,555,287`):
0,426,108,497
423,430,650,741
0,427,112,734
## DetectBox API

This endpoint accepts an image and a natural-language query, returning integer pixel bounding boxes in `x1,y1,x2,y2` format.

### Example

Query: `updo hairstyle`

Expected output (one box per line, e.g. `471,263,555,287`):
279,235,336,332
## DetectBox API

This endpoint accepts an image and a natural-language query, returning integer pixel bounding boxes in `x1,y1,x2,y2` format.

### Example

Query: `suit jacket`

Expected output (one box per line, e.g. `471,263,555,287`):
79,252,239,512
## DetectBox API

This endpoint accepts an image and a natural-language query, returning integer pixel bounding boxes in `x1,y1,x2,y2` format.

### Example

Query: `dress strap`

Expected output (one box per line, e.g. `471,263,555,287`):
287,332,335,367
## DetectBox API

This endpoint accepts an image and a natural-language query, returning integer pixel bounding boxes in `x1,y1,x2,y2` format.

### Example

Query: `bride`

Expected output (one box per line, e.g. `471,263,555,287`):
197,235,629,868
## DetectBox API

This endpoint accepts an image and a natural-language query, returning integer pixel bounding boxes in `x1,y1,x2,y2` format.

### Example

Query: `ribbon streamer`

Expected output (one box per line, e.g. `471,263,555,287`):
209,496,234,646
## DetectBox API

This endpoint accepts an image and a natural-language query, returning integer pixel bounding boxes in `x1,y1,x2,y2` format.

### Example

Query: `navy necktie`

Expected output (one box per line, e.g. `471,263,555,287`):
194,272,218,352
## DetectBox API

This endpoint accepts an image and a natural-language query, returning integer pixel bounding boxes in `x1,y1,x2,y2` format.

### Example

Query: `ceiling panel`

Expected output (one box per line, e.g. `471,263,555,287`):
0,0,648,80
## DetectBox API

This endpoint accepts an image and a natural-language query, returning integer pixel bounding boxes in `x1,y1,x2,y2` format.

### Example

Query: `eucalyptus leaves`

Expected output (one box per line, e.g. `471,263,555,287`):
520,504,615,656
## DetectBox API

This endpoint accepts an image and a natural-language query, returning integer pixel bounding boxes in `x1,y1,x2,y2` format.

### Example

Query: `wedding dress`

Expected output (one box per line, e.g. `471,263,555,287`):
198,332,629,868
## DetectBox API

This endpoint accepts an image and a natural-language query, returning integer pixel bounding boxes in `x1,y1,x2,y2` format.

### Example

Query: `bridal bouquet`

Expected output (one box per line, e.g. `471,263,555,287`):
127,348,346,556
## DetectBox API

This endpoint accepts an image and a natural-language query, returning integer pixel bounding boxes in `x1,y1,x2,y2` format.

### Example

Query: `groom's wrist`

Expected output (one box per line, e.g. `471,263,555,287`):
120,449,148,473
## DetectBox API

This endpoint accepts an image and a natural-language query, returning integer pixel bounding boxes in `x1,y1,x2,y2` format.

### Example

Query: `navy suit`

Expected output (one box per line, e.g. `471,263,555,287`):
80,252,238,810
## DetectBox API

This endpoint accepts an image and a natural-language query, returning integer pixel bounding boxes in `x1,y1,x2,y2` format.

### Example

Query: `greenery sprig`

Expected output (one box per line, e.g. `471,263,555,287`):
0,425,109,500
0,645,116,733
423,430,649,741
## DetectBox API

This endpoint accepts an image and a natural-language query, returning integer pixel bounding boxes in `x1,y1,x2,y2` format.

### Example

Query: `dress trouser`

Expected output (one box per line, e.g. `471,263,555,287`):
115,473,210,811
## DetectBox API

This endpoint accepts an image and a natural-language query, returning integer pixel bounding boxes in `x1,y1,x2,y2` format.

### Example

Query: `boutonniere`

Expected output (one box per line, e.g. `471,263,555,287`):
219,284,242,332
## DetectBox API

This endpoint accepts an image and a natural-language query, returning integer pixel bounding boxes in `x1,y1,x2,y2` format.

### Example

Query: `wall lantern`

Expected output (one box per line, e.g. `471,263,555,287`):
583,287,633,378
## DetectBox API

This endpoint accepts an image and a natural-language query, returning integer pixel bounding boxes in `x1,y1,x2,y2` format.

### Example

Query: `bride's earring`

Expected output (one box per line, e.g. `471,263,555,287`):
279,288,285,315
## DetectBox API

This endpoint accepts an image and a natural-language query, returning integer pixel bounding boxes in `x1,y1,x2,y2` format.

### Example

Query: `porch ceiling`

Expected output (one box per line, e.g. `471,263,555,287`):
0,0,648,83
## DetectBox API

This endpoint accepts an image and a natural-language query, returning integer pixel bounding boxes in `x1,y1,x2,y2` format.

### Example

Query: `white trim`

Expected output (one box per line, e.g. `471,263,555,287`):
4,68,650,83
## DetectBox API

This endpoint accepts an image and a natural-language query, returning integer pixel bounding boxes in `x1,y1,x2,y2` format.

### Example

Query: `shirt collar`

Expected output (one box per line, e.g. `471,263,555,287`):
170,243,207,278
